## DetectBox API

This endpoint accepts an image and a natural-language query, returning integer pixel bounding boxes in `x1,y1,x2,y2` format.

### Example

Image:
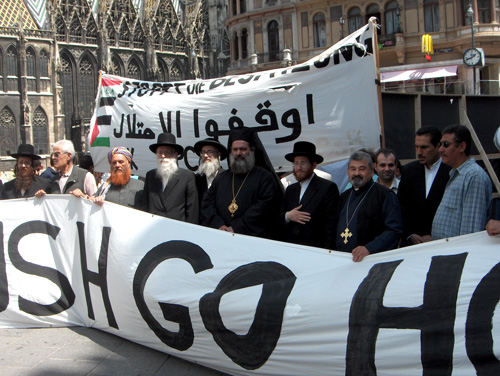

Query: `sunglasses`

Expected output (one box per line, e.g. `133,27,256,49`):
52,151,67,157
437,141,459,148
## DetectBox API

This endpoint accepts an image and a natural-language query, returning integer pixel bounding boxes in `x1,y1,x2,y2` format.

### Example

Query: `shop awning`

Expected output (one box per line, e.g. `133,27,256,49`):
380,65,458,83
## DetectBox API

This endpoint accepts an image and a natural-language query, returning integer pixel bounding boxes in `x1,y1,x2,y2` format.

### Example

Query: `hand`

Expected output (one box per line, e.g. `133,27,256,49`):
35,190,46,198
486,219,500,236
91,196,105,206
286,205,311,225
352,246,370,262
70,189,90,199
218,225,234,233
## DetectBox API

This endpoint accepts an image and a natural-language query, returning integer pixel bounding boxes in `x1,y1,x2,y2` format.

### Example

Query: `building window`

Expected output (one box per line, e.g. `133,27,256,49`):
239,0,246,14
268,21,279,62
424,0,440,32
6,46,18,92
127,58,141,80
170,62,183,81
232,0,237,16
241,28,248,59
233,31,239,61
60,54,74,137
40,49,49,77
385,1,400,34
348,7,363,34
158,58,169,81
78,56,97,122
478,0,491,23
26,47,36,92
0,106,17,155
32,106,49,155
313,13,327,48
111,56,123,76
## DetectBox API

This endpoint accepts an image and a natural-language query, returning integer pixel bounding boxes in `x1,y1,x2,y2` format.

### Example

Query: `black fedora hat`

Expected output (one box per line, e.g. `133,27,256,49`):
149,132,184,155
194,138,228,160
285,141,324,164
10,144,41,160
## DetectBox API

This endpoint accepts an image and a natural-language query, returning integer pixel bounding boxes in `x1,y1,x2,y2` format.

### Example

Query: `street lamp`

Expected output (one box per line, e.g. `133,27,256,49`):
466,1,476,94
339,16,345,40
395,6,401,33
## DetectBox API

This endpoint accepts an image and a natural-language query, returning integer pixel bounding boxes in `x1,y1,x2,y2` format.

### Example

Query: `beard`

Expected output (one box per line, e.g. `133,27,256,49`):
156,157,178,184
229,152,255,175
110,167,132,187
14,165,35,192
351,176,365,189
198,158,221,178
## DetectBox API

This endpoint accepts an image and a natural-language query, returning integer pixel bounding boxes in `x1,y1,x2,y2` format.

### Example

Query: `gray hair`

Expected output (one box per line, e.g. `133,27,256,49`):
348,151,374,171
53,140,76,157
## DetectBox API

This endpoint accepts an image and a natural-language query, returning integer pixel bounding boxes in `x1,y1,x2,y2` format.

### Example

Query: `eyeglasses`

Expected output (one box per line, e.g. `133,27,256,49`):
52,151,67,158
437,140,459,148
156,150,177,157
200,150,218,157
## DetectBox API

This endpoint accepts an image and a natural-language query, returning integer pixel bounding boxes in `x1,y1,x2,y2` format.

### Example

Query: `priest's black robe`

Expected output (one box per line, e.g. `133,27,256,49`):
201,166,283,239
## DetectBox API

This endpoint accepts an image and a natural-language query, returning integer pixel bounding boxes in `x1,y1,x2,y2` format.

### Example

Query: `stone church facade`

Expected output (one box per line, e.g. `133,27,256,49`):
0,0,229,166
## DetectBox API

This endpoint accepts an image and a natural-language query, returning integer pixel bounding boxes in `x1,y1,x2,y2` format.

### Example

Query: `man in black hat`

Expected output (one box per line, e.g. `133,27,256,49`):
283,141,339,249
138,132,198,223
194,138,227,211
2,144,52,199
201,127,283,239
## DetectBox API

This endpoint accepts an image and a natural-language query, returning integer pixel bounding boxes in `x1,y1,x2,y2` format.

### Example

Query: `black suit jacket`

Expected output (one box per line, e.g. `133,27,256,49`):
139,168,199,223
2,176,52,199
398,160,451,242
284,174,339,249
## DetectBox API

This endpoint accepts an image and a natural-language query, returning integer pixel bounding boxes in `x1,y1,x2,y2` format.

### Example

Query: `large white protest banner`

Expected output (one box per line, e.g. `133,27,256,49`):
89,23,381,177
1,196,500,375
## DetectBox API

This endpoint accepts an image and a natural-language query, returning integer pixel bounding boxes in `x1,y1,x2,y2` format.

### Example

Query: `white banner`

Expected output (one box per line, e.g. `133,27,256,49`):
89,23,381,177
1,197,500,375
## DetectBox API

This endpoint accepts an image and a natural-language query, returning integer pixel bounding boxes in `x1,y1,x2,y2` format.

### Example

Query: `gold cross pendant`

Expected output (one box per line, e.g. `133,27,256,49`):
341,227,352,244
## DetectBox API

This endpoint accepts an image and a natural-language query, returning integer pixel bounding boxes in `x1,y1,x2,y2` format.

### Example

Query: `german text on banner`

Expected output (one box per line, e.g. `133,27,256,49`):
1,196,500,376
89,23,381,177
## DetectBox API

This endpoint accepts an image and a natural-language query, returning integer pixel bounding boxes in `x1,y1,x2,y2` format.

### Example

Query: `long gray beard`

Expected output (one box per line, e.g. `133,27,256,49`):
198,159,221,178
156,158,178,185
229,152,255,175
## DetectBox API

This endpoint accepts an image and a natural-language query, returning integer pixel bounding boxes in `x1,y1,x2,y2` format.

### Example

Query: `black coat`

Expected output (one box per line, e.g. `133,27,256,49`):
2,176,53,199
283,174,339,249
398,160,451,242
138,168,198,223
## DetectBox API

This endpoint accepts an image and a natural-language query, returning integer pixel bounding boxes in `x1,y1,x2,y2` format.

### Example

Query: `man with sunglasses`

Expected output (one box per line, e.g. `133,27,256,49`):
432,125,492,239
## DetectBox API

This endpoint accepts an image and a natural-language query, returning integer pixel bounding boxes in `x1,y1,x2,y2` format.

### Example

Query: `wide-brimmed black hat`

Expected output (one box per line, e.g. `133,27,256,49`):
285,141,324,164
10,144,41,160
149,132,184,155
194,138,228,160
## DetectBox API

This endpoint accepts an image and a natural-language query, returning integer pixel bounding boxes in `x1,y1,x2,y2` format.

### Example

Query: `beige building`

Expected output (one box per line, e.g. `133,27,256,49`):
226,0,500,95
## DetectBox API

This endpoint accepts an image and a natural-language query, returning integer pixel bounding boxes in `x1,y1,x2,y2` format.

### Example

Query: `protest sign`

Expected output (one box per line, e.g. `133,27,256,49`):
1,196,499,375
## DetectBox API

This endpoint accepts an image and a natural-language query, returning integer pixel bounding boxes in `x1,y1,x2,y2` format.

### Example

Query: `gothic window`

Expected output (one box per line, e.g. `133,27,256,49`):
478,0,491,23
59,54,75,137
134,24,144,49
268,21,279,62
313,13,327,48
78,56,97,121
26,47,36,92
0,106,17,155
86,17,98,44
241,29,248,59
385,1,400,35
127,58,141,80
119,22,130,47
32,106,49,155
170,62,183,81
40,49,49,77
6,46,18,92
111,56,123,76
55,12,66,41
348,7,363,34
107,17,116,46
158,58,169,81
69,16,82,43
424,0,440,32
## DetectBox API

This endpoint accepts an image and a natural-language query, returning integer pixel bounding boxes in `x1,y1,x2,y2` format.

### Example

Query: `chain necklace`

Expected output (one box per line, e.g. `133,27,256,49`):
228,171,251,217
341,183,374,244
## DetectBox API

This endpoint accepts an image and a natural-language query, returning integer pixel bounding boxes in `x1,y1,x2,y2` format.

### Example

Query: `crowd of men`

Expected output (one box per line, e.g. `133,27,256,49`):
1,124,498,262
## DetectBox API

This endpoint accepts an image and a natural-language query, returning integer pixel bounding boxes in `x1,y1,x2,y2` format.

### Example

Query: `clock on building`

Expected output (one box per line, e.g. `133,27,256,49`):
463,48,484,67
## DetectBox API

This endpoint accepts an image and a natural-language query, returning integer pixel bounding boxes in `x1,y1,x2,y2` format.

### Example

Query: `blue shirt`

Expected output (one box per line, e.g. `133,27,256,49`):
432,158,492,239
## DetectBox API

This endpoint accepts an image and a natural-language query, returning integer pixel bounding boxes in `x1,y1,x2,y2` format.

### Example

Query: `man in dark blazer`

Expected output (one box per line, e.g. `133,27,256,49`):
398,126,451,245
138,132,198,223
283,141,339,249
2,144,52,199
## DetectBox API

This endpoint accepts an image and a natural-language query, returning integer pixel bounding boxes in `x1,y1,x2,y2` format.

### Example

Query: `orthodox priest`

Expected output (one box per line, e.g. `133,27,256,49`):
336,151,402,262
201,127,284,239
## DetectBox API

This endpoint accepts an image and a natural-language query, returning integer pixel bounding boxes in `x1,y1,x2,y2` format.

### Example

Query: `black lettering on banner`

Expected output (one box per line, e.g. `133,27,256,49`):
8,221,75,316
313,56,330,68
133,241,213,351
347,253,467,376
77,222,118,329
209,78,226,90
199,262,296,370
0,222,8,312
466,261,500,375
183,146,197,171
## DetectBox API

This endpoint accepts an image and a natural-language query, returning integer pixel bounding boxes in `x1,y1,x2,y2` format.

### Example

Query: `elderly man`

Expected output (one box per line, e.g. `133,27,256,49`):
283,141,339,249
36,140,97,198
2,144,52,199
201,127,283,239
398,126,451,245
138,132,198,223
92,147,144,208
194,138,227,207
374,148,400,193
432,125,492,239
336,151,402,262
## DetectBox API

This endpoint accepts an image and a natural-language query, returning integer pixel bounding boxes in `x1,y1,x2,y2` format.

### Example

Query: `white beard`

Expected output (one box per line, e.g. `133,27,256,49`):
156,157,178,185
198,158,221,178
